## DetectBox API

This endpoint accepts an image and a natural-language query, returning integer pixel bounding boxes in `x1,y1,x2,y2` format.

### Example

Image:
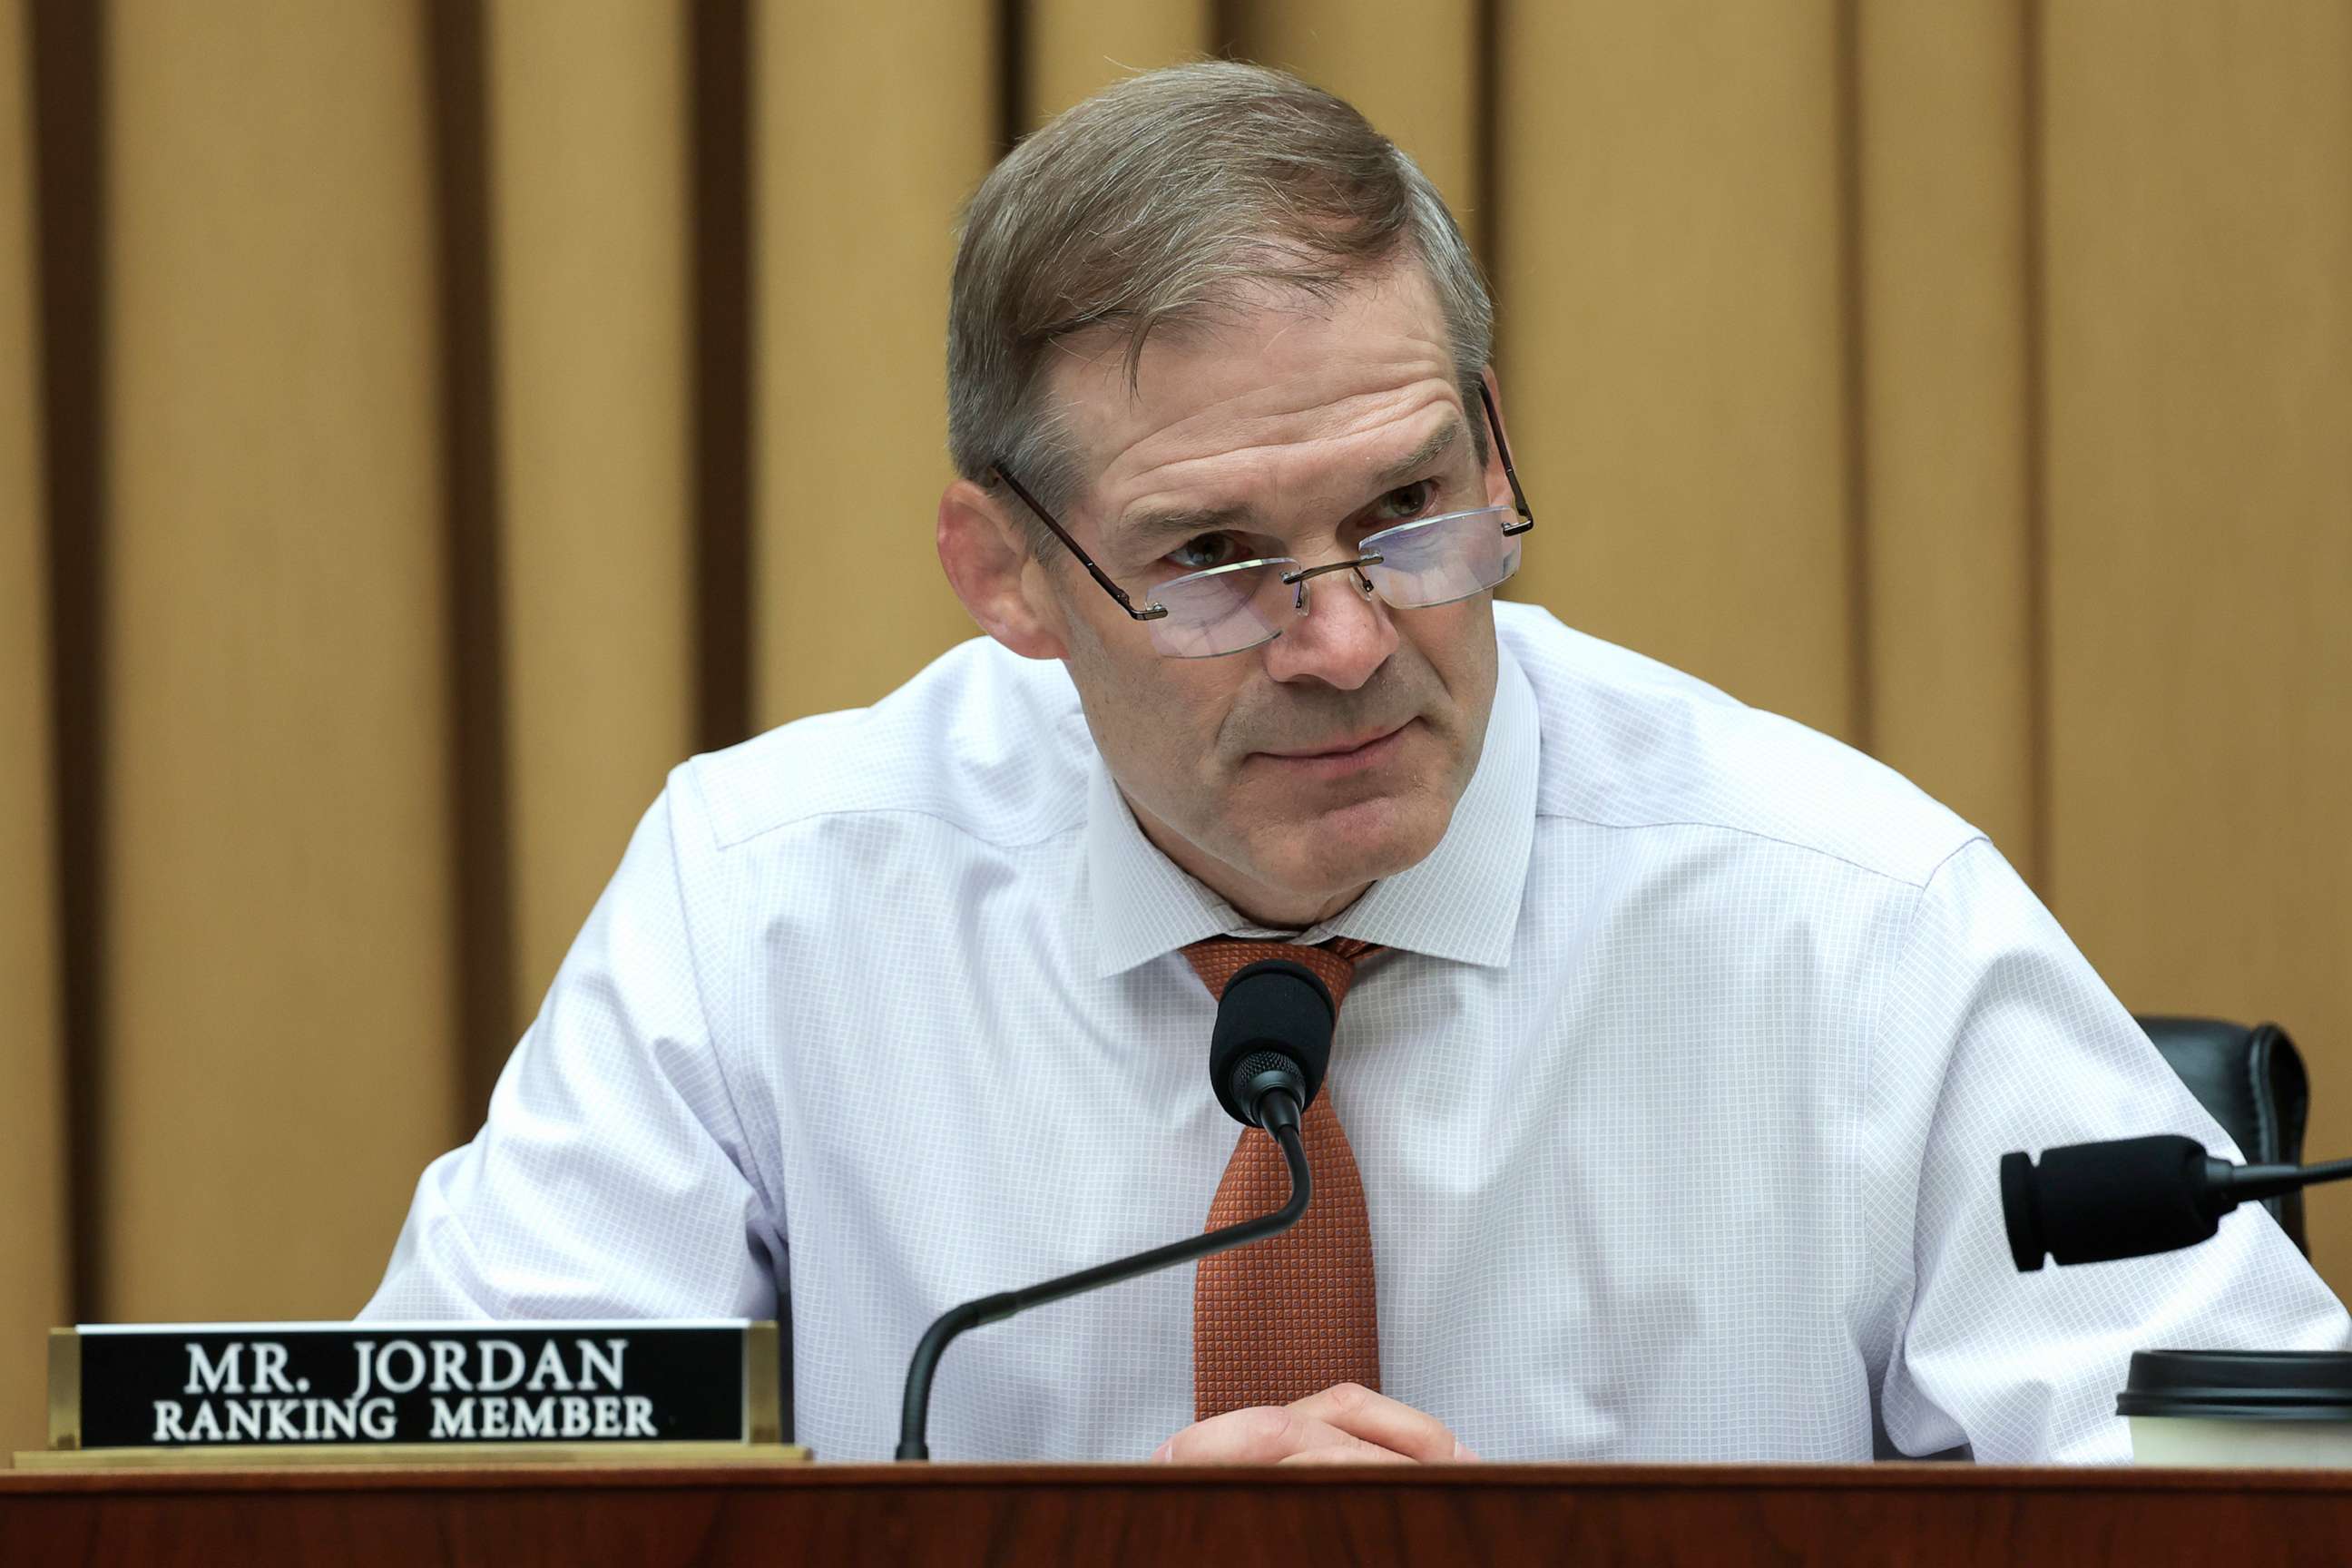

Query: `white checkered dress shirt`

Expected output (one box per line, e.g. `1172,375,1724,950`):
363,603,2347,1462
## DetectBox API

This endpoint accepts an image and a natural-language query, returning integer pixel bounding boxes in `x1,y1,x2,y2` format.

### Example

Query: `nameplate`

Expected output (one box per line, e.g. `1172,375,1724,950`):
36,1320,791,1466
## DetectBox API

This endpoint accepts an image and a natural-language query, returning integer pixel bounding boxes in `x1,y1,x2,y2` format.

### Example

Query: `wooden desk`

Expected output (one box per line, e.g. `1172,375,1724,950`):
4,1460,2346,1565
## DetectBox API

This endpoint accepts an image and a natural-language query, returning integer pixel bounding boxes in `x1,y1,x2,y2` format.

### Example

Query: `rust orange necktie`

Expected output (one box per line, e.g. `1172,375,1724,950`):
1181,936,1382,1419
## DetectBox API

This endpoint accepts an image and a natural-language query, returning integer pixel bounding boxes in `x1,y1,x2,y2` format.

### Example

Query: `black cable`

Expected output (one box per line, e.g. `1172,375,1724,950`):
896,1106,1311,1461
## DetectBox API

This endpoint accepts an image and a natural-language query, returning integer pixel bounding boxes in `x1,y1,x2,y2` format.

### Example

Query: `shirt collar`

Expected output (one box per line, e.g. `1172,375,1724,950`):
1083,639,1538,978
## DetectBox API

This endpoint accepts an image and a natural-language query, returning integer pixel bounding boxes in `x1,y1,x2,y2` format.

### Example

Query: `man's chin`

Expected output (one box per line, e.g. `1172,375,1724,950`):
1254,792,1452,897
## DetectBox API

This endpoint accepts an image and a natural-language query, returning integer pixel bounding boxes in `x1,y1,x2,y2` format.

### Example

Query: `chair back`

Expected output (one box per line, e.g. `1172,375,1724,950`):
2136,1015,2309,1254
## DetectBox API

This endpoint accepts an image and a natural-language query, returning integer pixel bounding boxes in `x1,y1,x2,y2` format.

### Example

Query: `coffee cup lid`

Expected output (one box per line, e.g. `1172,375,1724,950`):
2119,1349,2352,1421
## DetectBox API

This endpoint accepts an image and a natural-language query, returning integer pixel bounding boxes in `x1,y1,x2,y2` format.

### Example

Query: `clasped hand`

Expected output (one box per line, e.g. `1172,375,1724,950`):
1151,1383,1478,1465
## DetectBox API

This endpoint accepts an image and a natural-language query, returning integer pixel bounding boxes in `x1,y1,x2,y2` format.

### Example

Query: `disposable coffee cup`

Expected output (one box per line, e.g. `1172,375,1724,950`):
2120,1350,2352,1466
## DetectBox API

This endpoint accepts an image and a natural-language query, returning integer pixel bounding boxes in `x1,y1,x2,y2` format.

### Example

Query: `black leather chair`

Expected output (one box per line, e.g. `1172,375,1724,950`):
2136,1015,2310,1255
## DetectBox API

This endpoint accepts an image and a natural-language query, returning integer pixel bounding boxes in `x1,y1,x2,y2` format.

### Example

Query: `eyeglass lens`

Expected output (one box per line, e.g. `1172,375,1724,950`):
1143,505,1524,659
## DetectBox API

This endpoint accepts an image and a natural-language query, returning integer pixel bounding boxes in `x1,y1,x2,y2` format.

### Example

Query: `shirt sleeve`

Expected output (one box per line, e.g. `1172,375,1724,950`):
359,779,781,1322
1867,837,2347,1462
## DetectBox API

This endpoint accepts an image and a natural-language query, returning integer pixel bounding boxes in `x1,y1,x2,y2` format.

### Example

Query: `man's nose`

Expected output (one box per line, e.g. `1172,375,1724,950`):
1261,567,1396,690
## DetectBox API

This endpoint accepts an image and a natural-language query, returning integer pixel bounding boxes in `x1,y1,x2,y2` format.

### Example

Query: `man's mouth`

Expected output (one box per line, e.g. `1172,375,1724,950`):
1252,720,1415,778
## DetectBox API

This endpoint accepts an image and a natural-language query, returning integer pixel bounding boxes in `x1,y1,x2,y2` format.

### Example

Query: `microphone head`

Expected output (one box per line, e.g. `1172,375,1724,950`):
2000,1151,2046,1272
1208,959,1336,1129
2001,1134,2223,1270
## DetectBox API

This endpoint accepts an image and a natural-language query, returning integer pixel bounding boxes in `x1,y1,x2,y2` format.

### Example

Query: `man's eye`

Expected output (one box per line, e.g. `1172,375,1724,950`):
1166,533,1246,573
1372,480,1441,522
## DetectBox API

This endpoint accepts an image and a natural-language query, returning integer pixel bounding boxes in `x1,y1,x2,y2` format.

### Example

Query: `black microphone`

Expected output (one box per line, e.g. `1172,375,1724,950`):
2002,1134,2352,1271
1209,959,1334,1140
894,958,1337,1461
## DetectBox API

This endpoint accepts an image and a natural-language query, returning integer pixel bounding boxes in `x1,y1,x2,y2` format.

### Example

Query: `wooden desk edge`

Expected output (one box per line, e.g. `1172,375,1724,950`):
5,1460,2350,1497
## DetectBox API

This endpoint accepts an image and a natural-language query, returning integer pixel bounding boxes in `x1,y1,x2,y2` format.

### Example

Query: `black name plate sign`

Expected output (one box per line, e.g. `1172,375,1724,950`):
36,1320,792,1466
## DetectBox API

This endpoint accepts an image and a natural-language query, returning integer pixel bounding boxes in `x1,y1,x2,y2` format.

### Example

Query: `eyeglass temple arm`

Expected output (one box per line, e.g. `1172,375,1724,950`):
989,466,1169,622
1478,378,1535,537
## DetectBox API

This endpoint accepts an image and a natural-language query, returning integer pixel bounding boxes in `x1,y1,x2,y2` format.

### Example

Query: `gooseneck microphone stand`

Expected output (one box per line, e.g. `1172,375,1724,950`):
896,955,1339,1462
895,1113,1310,1461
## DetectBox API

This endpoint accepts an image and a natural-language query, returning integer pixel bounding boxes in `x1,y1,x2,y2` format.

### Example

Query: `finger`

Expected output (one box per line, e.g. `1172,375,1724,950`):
1278,1444,1416,1465
1156,1405,1403,1465
1285,1382,1467,1464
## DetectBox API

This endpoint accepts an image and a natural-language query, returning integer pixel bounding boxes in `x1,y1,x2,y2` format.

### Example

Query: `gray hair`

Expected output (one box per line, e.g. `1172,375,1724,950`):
946,61,1494,524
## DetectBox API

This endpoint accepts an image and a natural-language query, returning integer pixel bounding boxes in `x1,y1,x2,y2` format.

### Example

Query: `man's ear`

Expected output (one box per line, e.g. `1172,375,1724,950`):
1477,367,1514,513
937,478,1069,662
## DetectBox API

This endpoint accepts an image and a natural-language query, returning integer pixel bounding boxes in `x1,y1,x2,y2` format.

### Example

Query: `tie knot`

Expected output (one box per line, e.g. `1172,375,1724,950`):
1181,936,1380,1008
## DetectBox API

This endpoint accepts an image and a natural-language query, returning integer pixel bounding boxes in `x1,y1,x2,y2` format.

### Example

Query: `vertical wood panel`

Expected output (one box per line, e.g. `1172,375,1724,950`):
486,0,692,1033
425,0,512,1147
0,0,68,1455
751,0,994,729
104,0,456,1318
1853,0,2037,870
2042,2,2352,1285
690,0,752,756
1494,0,1856,740
1025,0,1209,129
1231,0,1482,228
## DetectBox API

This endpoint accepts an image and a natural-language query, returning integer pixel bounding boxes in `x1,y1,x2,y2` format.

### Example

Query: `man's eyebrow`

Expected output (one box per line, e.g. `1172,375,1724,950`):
1107,416,1470,552
1367,417,1465,493
1111,502,1258,554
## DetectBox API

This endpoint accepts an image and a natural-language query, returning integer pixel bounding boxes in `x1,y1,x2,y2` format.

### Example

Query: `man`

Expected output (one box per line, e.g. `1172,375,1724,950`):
364,63,2345,1463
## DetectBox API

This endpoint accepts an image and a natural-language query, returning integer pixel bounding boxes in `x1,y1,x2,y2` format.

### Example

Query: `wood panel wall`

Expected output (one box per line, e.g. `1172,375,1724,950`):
1,0,67,1470
2040,4,2352,1209
3,0,2346,1456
